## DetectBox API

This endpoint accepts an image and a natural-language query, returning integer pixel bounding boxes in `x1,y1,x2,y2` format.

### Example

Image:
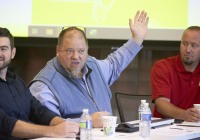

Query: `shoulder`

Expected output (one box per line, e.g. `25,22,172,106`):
87,56,97,62
151,56,177,76
34,58,57,80
86,56,100,66
7,70,26,85
153,56,177,69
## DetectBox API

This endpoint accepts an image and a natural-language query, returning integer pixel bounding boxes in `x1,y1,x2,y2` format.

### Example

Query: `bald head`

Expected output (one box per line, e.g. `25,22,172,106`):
57,27,88,47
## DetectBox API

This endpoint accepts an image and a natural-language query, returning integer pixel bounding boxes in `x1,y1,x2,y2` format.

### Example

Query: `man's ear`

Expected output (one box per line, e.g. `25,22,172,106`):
11,47,16,59
56,46,59,56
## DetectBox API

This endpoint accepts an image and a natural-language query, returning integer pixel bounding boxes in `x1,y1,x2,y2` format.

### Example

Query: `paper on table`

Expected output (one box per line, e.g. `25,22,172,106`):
151,124,200,138
30,138,74,140
177,121,200,127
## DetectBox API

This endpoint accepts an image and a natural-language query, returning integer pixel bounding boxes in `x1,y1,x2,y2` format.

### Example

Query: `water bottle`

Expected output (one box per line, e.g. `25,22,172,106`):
139,103,152,138
138,100,146,120
80,109,93,140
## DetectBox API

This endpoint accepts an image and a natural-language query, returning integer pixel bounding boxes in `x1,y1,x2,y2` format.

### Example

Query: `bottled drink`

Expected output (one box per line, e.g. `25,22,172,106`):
138,100,146,120
80,109,93,140
139,103,152,138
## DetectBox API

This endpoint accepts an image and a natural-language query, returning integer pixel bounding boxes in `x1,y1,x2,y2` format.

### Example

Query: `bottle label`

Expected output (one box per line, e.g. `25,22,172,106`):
141,114,151,121
80,121,86,129
80,120,92,129
86,120,92,129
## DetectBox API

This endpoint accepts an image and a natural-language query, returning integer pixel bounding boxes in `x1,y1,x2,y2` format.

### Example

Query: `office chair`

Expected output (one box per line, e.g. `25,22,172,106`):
115,92,154,123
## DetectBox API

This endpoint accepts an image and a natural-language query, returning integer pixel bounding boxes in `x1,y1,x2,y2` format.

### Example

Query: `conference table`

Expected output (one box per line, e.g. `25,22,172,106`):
31,120,200,140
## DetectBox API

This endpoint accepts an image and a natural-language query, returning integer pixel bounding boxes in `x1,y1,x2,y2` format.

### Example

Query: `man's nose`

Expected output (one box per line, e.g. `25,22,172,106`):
71,51,79,59
186,44,192,52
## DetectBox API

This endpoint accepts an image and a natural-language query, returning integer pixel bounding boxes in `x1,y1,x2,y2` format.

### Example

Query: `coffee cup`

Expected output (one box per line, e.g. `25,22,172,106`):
102,116,117,136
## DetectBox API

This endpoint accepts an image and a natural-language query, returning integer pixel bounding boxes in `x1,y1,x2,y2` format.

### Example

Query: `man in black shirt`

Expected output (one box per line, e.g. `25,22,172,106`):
0,27,79,140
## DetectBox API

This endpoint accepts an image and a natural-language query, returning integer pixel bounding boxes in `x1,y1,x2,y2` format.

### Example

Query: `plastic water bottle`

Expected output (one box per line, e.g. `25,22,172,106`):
139,103,152,138
80,109,92,140
138,100,146,120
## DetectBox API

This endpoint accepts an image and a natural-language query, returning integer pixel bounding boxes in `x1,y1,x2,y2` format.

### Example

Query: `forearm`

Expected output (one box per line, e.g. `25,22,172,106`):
11,120,54,138
50,116,65,126
98,39,142,85
155,98,185,120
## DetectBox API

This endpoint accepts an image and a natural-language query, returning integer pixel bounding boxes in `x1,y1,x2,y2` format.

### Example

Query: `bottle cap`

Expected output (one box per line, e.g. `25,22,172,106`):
141,100,146,103
83,109,89,113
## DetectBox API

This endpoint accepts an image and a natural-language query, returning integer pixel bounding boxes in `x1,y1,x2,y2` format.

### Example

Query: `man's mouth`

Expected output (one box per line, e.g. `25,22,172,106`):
71,62,79,65
184,54,192,58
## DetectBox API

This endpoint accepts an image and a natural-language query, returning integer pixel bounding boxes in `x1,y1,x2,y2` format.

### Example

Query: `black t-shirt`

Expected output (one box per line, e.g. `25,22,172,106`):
0,70,57,140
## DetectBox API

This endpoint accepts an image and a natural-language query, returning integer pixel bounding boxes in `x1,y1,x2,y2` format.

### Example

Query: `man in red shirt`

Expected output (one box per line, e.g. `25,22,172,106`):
151,26,200,122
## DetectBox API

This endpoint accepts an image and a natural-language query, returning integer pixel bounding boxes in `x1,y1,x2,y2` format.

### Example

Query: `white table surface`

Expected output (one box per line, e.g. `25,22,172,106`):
31,120,200,140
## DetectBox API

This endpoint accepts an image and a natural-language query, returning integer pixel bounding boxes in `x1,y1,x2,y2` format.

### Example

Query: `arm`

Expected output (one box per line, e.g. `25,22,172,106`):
129,10,149,46
29,81,61,116
12,119,79,138
49,116,65,126
91,112,110,128
97,10,149,85
151,61,200,122
15,91,79,138
0,108,79,138
30,82,106,128
155,97,200,122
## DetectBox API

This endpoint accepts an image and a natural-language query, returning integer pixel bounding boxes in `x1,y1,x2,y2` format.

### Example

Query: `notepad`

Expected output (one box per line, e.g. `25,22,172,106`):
177,121,200,127
131,118,174,128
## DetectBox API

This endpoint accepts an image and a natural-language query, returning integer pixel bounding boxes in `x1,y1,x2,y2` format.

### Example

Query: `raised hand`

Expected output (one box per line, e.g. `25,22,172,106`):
129,10,149,46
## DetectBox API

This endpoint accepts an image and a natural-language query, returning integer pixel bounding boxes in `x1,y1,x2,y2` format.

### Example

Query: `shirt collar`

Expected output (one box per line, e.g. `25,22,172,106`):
0,70,16,83
175,54,200,74
174,54,186,73
83,65,92,78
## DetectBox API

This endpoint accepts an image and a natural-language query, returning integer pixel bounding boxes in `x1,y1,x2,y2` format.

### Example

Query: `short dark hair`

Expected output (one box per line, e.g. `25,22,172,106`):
57,26,88,47
185,26,200,32
0,27,15,49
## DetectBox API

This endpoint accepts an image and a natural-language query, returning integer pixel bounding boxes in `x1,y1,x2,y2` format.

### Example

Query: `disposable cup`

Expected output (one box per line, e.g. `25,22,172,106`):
194,104,200,112
102,116,117,136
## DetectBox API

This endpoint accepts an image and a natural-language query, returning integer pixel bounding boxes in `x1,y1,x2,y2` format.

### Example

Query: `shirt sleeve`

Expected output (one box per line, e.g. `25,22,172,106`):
28,87,59,125
29,81,61,117
30,82,82,121
0,108,17,136
151,61,172,102
96,38,142,85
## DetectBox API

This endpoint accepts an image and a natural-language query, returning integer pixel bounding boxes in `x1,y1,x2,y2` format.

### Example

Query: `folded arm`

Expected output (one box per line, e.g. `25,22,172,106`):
155,97,200,122
12,118,79,138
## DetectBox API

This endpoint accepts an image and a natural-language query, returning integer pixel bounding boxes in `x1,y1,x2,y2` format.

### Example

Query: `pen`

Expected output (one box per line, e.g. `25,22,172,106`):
170,128,183,130
176,125,200,127
76,135,80,140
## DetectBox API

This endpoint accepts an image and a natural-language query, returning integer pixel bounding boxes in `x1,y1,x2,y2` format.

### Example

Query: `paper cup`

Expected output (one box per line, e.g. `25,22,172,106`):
194,104,200,112
102,116,117,136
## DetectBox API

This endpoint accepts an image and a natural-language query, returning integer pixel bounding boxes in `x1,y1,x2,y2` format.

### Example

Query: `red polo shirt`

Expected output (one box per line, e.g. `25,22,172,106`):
151,54,200,118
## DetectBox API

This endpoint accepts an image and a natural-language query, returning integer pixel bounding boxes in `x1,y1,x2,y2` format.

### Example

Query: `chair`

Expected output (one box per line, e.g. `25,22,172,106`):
115,92,154,123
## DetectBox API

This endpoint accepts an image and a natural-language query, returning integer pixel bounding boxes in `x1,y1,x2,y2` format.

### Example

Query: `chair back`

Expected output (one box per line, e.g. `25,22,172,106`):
115,92,153,123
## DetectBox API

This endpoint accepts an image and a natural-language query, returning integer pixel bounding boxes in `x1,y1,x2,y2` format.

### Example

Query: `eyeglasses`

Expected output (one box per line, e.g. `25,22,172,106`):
62,26,86,34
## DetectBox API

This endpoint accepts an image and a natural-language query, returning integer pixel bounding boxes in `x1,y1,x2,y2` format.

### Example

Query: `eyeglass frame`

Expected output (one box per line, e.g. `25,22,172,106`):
62,26,86,34
57,26,88,46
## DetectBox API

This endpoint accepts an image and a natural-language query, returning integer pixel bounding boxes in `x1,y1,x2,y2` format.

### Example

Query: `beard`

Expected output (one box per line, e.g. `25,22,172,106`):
69,67,82,78
182,56,193,65
0,59,11,71
183,60,193,65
